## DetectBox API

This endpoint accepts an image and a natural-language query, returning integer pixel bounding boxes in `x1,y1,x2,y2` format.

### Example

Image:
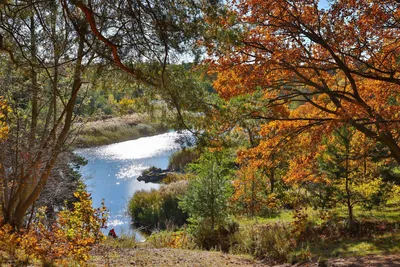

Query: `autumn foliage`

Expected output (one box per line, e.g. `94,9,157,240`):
0,97,10,141
205,0,400,191
0,189,107,266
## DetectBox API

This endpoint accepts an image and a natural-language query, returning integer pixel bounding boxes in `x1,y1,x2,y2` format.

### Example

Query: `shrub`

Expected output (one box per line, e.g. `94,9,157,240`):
291,208,315,241
118,98,136,115
232,222,294,264
280,187,310,210
191,219,239,252
318,256,329,267
0,188,107,266
168,148,200,172
251,223,293,263
128,181,188,231
128,189,162,230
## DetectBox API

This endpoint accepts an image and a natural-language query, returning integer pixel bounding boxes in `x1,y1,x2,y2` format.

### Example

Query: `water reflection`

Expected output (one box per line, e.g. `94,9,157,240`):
75,131,190,240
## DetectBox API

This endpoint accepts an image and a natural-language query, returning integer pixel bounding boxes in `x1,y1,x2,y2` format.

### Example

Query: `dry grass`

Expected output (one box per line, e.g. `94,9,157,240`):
73,114,169,147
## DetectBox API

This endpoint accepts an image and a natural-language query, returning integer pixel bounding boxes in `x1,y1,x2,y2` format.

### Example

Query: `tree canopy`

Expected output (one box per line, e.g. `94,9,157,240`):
207,0,400,166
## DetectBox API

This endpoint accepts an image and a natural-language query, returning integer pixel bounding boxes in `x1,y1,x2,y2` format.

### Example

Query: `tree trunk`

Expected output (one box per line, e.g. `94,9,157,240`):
345,139,354,228
379,131,400,165
3,32,85,229
29,12,38,149
210,164,215,231
270,168,275,194
351,120,400,165
251,176,255,217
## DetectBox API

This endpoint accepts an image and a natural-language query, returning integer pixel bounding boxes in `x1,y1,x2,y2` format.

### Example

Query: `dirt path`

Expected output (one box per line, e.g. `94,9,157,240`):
328,254,400,266
90,245,400,266
90,246,263,266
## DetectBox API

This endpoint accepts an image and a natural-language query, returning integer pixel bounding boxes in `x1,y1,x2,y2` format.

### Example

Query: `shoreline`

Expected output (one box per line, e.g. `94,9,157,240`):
73,114,171,148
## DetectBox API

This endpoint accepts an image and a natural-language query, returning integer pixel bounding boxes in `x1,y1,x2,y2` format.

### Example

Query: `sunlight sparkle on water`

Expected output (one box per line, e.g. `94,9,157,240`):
90,132,185,160
117,164,148,180
75,131,193,238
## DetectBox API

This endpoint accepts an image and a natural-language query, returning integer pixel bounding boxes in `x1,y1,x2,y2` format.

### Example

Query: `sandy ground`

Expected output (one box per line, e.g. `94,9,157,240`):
90,246,262,266
90,246,400,267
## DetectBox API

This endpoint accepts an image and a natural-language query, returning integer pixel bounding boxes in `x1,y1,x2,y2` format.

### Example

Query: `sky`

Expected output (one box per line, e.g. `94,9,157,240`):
318,0,331,10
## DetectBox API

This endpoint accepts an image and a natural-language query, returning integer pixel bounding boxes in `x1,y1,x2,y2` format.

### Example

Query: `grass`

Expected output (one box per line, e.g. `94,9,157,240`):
233,203,400,261
296,203,400,259
235,207,329,226
355,205,400,223
309,232,400,258
89,190,400,265
73,114,169,147
103,235,138,249
236,210,293,225
85,202,400,266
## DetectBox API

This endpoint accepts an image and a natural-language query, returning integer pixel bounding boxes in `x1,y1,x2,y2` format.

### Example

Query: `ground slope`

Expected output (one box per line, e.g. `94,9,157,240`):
90,246,400,266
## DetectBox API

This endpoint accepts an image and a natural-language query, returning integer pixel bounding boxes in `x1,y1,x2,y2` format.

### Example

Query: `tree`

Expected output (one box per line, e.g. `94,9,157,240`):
207,0,400,166
231,166,273,217
0,0,100,228
0,187,107,266
311,126,389,225
0,0,217,229
34,154,88,224
70,0,227,134
70,0,208,82
180,150,234,231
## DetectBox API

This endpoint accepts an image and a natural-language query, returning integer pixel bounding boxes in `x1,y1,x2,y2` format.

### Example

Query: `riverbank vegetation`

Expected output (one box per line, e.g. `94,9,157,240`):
74,114,169,147
125,0,400,263
128,142,400,264
2,0,400,266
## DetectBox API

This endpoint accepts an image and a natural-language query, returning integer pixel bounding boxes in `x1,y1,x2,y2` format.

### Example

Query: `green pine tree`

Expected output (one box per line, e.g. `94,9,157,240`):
180,150,234,231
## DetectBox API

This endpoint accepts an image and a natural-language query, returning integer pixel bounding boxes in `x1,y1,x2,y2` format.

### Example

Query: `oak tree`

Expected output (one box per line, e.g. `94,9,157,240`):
207,0,400,167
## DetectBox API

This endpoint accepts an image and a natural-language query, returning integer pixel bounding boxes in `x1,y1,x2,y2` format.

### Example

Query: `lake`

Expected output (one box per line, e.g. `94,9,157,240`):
74,131,190,240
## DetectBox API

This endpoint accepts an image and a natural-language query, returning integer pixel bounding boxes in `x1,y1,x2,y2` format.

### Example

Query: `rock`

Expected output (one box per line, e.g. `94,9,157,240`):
137,167,169,183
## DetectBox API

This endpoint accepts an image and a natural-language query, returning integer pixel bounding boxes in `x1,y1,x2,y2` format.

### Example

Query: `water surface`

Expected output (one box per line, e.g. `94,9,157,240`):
75,131,189,239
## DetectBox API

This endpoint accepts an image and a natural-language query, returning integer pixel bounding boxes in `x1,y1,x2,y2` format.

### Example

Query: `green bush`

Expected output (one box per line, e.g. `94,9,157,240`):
128,181,188,232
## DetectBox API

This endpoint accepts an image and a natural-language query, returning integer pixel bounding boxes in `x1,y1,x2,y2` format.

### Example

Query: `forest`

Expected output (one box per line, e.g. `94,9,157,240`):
1,0,400,266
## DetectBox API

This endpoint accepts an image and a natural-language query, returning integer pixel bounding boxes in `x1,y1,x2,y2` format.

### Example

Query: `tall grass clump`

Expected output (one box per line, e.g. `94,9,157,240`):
168,147,200,172
232,222,294,264
146,230,196,249
128,181,188,232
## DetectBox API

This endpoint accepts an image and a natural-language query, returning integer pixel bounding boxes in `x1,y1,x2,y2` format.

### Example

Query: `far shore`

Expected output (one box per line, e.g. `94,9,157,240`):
73,114,170,148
